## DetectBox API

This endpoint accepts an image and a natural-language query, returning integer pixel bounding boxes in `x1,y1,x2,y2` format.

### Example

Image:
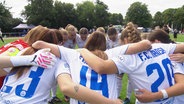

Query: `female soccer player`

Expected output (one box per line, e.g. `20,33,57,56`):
146,29,184,104
0,26,64,104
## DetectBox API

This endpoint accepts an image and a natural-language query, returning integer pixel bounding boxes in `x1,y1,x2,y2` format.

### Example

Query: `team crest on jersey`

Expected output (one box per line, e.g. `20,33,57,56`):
118,55,124,61
64,63,69,68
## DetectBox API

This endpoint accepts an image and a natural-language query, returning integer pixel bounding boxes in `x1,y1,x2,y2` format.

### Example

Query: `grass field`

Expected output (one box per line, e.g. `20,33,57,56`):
0,34,184,104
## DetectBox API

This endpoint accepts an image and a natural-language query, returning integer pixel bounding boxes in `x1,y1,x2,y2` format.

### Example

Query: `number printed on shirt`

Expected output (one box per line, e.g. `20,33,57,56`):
2,67,44,98
146,58,174,92
79,65,109,97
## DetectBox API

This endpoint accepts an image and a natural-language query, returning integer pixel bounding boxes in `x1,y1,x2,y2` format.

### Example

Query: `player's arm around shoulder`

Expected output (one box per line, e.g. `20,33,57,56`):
77,48,117,74
57,73,122,104
174,43,184,53
32,40,60,58
126,40,152,54
136,73,184,103
169,53,184,63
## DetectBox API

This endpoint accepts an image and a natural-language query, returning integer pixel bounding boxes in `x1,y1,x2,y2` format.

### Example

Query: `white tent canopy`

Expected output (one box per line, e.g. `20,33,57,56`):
13,24,35,29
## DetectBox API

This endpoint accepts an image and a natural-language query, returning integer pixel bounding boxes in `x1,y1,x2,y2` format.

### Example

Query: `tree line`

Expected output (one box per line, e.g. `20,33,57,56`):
0,0,184,32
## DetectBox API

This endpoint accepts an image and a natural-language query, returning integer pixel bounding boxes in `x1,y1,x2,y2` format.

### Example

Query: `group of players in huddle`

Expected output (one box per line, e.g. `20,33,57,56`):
0,22,184,104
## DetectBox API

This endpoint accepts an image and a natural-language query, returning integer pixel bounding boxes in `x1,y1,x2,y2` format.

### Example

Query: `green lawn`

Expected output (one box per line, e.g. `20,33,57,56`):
0,34,184,104
169,34,184,42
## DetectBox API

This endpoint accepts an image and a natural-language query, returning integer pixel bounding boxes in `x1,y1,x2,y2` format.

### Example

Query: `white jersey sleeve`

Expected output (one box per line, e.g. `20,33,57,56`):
156,43,176,54
58,46,78,63
55,60,71,78
172,61,184,74
105,44,129,58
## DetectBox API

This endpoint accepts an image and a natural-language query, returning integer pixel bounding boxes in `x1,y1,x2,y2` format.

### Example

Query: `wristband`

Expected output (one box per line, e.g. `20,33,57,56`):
10,56,30,66
160,89,168,99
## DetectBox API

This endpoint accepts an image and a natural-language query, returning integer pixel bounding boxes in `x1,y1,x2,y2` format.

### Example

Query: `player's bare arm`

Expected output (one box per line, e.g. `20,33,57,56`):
169,53,184,63
125,40,152,54
78,48,118,74
135,73,184,103
57,73,122,104
0,56,13,69
174,43,184,53
32,40,61,58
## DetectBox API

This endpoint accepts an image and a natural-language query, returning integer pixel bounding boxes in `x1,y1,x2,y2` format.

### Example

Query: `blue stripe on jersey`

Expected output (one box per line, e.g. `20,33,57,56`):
79,65,109,104
90,70,108,97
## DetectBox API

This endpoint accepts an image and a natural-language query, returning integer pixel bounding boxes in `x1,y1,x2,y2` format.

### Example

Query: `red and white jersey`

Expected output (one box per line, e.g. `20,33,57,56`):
111,43,177,104
58,45,129,104
0,59,64,104
0,39,29,54
0,39,29,88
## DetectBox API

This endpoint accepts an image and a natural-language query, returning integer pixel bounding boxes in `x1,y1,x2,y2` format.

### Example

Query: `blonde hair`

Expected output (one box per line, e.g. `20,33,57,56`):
96,27,105,34
120,22,141,43
141,33,148,40
59,28,68,36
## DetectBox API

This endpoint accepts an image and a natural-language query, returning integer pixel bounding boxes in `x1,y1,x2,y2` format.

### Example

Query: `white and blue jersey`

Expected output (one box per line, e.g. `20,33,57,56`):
0,59,65,104
111,43,178,104
106,36,120,49
58,45,129,104
63,39,77,49
76,34,87,48
173,62,184,104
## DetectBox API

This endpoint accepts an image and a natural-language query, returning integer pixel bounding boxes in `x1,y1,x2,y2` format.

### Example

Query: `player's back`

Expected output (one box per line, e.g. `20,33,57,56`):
112,43,176,104
0,59,61,104
58,46,118,104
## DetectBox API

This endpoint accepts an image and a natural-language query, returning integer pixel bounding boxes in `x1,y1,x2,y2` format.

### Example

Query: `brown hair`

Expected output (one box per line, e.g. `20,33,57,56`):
79,27,88,35
107,27,117,36
147,29,174,43
59,28,68,44
84,31,107,60
11,26,63,78
120,22,141,43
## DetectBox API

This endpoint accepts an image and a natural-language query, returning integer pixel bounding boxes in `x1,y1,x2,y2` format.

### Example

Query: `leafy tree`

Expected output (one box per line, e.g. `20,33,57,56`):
125,2,152,28
174,6,184,30
22,0,54,27
109,13,123,25
94,0,109,27
153,11,164,28
53,1,77,28
76,1,95,29
162,8,177,27
0,1,22,32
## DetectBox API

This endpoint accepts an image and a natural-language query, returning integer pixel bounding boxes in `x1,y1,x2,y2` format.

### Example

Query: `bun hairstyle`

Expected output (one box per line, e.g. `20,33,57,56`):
121,22,141,43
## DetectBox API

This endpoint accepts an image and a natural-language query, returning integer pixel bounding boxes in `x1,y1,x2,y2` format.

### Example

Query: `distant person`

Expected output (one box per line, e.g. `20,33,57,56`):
162,24,171,34
107,27,120,49
76,27,89,48
173,29,178,42
0,28,4,43
64,24,78,49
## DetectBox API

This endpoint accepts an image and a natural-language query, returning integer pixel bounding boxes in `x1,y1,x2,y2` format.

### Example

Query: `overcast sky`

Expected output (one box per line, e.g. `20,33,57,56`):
3,0,184,20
